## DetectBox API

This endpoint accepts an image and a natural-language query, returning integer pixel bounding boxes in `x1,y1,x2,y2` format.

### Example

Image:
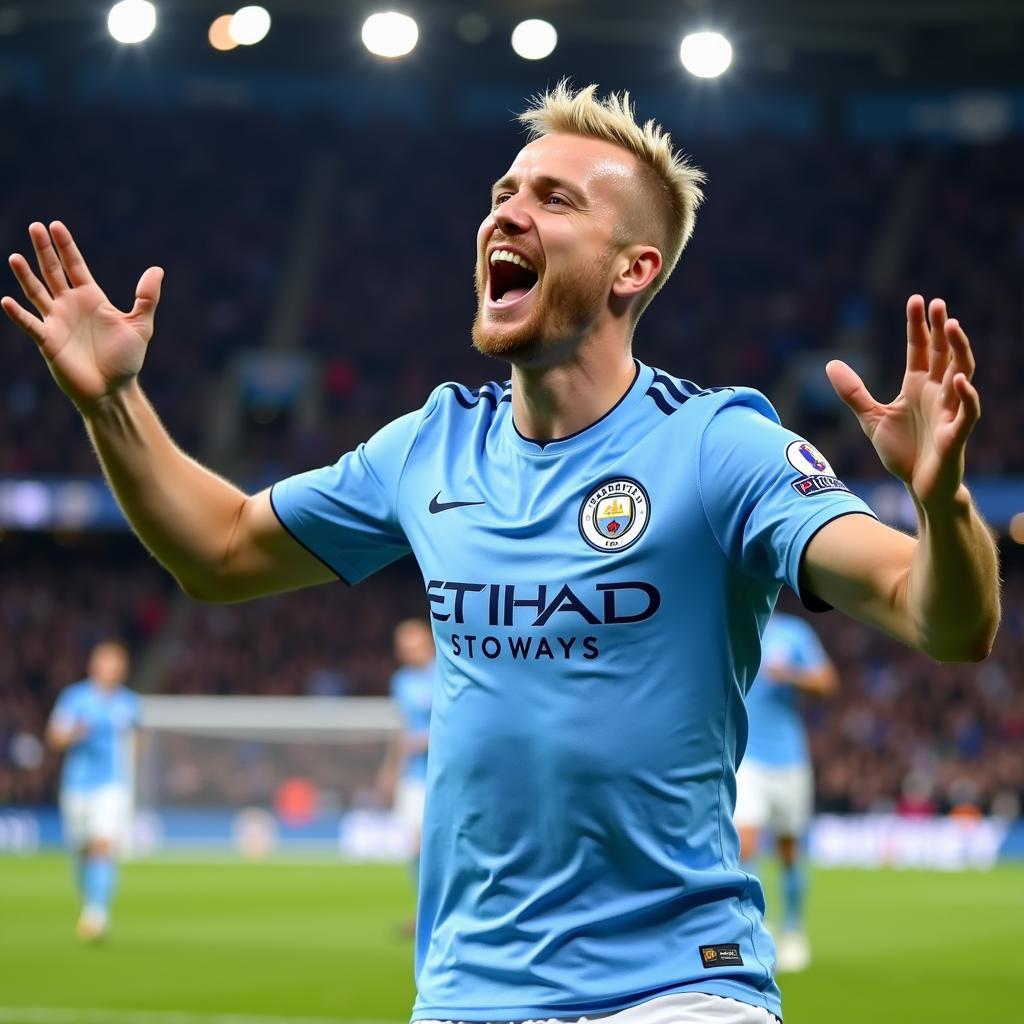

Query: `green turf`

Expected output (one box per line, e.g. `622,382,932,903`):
0,856,1020,1023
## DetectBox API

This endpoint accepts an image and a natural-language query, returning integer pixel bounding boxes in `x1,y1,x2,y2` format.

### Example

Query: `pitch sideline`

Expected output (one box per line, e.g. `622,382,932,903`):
0,1008,406,1024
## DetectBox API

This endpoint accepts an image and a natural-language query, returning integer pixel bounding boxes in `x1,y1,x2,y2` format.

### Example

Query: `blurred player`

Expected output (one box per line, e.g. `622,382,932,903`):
6,82,999,1023
376,618,434,929
46,640,139,942
736,612,839,972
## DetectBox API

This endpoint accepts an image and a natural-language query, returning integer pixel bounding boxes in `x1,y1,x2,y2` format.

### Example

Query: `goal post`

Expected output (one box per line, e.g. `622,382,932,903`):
132,695,409,858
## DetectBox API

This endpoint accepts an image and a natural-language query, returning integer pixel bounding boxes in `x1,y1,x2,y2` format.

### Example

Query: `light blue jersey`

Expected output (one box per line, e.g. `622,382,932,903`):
49,681,140,793
271,360,875,1021
392,664,434,782
744,614,830,768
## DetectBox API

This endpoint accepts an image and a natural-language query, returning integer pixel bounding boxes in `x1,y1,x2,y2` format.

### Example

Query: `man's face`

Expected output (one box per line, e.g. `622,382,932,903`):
395,622,434,668
90,643,129,690
472,133,637,364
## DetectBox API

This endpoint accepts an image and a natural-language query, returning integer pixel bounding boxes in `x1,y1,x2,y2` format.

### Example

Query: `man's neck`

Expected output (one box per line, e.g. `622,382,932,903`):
510,345,637,443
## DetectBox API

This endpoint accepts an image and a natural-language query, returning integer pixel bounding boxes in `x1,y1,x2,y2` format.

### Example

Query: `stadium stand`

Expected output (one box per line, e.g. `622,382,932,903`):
0,106,301,473
1,107,1021,819
3,542,1021,816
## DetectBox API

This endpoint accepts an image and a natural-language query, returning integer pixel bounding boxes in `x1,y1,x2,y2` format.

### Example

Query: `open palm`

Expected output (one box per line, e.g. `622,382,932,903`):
826,296,980,509
2,221,163,413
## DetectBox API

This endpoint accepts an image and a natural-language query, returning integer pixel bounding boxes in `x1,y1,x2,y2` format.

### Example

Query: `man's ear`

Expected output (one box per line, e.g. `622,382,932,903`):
611,245,662,300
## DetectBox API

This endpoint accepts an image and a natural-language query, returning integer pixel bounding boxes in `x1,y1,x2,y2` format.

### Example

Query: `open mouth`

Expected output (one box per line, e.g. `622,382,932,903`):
488,250,540,306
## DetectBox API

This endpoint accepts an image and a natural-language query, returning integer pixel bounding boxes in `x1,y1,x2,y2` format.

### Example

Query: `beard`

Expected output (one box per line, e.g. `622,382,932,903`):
471,250,613,364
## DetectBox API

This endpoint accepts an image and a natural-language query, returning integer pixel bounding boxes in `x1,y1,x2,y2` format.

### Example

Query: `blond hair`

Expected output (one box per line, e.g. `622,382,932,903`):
517,80,705,322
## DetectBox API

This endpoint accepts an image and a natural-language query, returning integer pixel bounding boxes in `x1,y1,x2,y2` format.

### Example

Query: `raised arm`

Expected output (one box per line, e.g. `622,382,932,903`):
801,295,1000,661
3,222,334,601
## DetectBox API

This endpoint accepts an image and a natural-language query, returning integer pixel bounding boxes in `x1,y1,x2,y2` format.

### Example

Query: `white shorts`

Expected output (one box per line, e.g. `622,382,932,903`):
394,777,427,838
60,785,131,852
734,759,813,836
417,991,779,1024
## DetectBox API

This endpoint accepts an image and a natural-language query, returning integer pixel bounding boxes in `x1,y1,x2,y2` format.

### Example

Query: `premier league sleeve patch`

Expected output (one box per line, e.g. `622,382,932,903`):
785,440,851,497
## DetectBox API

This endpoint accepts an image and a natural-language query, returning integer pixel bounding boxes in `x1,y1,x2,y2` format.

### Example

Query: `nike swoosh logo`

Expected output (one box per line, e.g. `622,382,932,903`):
429,491,486,514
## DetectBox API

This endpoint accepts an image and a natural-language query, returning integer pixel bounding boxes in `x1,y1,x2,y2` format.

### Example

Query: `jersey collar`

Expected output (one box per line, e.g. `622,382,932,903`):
507,360,654,457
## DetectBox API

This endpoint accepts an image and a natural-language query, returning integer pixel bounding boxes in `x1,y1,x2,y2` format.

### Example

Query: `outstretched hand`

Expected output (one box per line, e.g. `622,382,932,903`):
2,221,163,414
826,295,980,510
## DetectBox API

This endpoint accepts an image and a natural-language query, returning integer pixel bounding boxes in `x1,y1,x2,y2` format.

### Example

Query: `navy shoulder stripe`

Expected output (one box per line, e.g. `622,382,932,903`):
440,380,513,410
645,386,678,416
645,369,735,416
442,383,498,409
646,369,703,416
651,371,702,406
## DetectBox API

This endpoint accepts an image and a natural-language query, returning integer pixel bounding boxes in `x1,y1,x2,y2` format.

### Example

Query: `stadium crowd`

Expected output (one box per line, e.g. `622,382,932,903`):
0,107,299,475
3,109,1021,477
3,539,1021,818
795,563,1024,820
2,106,1021,818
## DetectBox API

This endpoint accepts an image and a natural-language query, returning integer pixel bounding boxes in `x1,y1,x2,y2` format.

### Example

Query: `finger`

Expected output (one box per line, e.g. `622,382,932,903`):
905,294,929,373
50,221,95,288
826,359,881,423
927,297,949,382
129,266,164,327
8,253,53,316
28,222,70,297
940,360,959,410
949,373,981,446
1,295,46,345
945,318,975,381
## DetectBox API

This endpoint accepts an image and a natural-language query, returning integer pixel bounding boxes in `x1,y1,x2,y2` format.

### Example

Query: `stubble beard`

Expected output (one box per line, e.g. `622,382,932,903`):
471,255,612,365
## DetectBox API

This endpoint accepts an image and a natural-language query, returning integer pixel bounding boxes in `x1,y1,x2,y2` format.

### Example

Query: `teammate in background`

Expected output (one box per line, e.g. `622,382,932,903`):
376,619,435,923
6,82,999,1023
735,612,839,973
46,640,139,942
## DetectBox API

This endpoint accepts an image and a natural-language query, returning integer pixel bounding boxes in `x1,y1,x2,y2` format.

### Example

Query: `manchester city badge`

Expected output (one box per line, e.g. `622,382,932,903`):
579,477,651,552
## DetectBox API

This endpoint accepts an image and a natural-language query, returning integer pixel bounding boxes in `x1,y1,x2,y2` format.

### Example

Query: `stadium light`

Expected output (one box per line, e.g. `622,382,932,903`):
107,0,157,45
209,15,238,51
361,12,419,59
229,5,271,46
1010,512,1024,544
511,19,557,61
679,31,733,79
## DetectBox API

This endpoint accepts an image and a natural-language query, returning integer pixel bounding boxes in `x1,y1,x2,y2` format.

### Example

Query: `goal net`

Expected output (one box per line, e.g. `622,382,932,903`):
134,695,408,858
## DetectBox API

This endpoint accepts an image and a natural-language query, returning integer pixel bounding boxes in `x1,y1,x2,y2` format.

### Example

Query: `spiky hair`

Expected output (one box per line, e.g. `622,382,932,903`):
518,80,705,319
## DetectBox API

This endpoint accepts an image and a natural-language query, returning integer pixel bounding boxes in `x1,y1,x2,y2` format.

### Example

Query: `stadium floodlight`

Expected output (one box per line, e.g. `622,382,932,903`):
361,11,419,59
209,15,238,51
511,19,557,61
229,5,271,46
107,0,157,45
679,30,733,79
1010,512,1024,544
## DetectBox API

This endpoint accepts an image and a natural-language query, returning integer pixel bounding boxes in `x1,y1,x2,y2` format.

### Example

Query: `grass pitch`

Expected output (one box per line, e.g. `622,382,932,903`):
0,856,1020,1024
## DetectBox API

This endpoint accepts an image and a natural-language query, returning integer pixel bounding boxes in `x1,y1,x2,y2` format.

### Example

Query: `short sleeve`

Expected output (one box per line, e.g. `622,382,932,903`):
270,404,429,585
698,389,876,605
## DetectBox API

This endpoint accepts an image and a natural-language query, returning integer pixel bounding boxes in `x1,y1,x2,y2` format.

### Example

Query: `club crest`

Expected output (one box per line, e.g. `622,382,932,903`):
579,478,650,552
